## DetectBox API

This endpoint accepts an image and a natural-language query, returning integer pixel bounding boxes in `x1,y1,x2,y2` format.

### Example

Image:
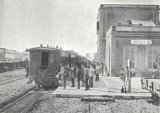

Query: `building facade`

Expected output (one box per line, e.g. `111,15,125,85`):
106,24,160,76
97,4,160,64
0,48,29,62
0,48,6,62
86,52,95,61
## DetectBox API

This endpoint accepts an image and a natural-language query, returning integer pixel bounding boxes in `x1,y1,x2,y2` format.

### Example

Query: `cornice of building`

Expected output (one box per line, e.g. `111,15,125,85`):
105,25,160,39
112,32,160,38
100,4,159,9
109,25,160,32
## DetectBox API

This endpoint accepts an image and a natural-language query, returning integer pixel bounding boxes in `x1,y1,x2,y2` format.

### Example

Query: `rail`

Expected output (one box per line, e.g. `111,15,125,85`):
0,76,25,85
20,93,43,113
81,97,114,113
0,86,38,113
141,78,160,104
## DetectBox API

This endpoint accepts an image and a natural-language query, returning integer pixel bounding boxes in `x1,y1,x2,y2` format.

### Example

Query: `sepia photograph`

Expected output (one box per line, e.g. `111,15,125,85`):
0,0,160,113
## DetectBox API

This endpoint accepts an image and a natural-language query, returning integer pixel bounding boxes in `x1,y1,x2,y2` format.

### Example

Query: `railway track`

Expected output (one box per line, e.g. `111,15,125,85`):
0,68,26,85
0,87,44,113
142,78,160,105
0,76,26,85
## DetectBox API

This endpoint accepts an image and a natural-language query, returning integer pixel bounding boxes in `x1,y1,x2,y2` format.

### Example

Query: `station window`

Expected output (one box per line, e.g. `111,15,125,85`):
124,47,136,68
147,47,158,69
41,52,48,67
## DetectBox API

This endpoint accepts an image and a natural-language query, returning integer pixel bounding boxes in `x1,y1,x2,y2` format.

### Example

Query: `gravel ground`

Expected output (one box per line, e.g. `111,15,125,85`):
0,78,35,104
30,92,160,113
0,69,26,83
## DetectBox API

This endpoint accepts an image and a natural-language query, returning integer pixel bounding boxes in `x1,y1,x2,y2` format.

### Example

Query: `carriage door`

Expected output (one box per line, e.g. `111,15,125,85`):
40,52,49,77
41,52,49,68
49,52,56,75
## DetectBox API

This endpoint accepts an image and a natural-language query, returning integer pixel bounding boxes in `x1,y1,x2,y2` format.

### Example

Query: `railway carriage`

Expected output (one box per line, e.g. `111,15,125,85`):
27,46,78,88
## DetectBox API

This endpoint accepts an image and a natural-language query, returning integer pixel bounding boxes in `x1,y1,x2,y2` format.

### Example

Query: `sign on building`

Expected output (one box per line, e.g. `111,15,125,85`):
131,40,152,45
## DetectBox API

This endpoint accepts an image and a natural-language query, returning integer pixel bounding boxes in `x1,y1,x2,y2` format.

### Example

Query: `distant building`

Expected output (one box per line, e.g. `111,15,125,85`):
0,48,29,62
0,48,6,62
97,4,160,64
86,53,94,61
5,49,17,62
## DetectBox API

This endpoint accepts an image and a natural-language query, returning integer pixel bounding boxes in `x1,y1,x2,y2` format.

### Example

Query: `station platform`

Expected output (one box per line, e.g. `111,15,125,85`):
52,76,152,99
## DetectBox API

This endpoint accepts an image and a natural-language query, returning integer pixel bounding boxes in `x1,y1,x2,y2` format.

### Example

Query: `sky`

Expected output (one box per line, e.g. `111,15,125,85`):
0,0,160,55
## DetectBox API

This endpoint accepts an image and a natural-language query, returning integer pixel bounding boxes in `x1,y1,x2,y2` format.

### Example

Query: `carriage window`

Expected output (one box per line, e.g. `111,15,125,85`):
41,52,48,67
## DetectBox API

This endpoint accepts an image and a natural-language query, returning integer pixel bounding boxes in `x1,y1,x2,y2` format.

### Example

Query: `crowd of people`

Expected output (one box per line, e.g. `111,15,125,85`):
56,62,102,91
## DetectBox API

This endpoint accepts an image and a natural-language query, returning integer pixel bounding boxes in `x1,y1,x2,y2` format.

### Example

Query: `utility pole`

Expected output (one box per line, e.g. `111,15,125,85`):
128,59,131,93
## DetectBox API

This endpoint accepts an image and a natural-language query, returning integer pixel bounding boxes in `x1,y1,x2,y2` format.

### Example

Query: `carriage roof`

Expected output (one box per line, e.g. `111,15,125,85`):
27,47,60,52
27,47,78,58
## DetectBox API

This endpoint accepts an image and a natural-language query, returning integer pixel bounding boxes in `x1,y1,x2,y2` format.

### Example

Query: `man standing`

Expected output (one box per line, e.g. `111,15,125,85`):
76,64,83,89
60,64,67,89
101,63,104,76
125,66,130,93
90,65,94,88
70,64,76,87
85,65,90,90
95,65,100,81
81,64,86,87
65,64,70,80
120,68,125,87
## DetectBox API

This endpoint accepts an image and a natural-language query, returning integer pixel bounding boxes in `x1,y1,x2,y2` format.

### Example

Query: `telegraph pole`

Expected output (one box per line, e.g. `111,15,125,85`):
128,59,131,93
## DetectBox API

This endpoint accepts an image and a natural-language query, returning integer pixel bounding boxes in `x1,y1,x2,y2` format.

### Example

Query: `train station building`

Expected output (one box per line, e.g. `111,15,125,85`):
106,23,160,76
96,4,160,76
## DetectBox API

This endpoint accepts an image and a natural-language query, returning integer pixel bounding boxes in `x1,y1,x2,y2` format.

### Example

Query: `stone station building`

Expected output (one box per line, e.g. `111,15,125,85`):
96,4,160,76
106,23,160,76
